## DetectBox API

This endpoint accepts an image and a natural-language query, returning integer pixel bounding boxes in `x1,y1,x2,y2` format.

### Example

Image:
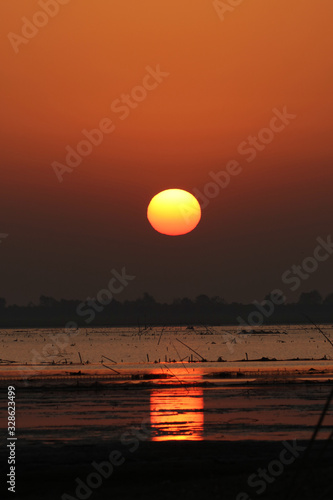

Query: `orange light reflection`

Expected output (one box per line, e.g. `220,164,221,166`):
150,386,204,441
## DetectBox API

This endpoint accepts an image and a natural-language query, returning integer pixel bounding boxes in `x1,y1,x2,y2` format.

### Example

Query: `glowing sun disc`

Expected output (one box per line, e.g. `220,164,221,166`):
147,189,201,236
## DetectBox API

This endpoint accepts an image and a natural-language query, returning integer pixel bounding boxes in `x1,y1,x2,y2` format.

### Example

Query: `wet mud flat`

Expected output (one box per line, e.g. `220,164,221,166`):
1,363,332,499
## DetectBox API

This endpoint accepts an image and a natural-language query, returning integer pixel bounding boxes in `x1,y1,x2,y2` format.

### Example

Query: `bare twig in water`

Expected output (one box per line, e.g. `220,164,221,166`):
157,328,164,346
176,338,206,361
287,387,333,499
162,364,188,390
171,342,189,373
101,363,120,375
200,324,215,335
101,355,117,364
302,314,333,350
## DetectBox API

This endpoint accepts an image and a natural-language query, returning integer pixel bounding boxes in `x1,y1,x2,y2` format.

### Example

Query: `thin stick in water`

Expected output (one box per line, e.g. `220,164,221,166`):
102,363,120,375
101,355,117,364
176,338,205,361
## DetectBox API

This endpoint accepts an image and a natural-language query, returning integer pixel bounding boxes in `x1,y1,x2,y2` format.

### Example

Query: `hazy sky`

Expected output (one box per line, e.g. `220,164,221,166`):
1,0,333,305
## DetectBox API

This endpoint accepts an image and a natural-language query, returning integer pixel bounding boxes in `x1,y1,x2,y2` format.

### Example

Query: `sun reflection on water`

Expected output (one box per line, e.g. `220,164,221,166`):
150,372,204,441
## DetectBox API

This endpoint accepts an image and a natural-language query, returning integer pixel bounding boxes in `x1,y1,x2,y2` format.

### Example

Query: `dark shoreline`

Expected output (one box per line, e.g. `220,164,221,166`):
1,302,333,328
2,319,333,328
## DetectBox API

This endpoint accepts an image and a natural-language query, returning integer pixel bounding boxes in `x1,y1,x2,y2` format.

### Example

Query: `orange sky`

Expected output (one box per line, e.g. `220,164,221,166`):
1,0,333,304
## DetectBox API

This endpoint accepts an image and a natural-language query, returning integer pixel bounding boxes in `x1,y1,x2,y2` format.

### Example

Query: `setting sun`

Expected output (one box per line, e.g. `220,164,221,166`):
147,189,201,236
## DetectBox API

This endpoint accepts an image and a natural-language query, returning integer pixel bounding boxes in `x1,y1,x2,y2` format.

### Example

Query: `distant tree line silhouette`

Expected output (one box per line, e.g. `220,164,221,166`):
0,290,332,327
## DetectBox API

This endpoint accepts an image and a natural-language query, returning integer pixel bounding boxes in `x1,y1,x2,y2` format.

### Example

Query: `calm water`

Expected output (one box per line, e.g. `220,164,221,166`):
1,379,332,444
1,325,332,443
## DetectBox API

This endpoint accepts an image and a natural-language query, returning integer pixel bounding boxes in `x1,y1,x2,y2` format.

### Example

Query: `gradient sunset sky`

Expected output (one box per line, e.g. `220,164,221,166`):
1,0,333,305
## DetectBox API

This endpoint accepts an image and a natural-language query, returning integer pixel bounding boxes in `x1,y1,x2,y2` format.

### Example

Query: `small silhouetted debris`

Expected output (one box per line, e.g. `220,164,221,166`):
213,372,229,378
66,370,82,376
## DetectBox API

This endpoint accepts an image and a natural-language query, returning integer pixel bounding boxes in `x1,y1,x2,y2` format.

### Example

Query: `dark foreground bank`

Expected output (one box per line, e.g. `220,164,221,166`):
3,439,332,500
